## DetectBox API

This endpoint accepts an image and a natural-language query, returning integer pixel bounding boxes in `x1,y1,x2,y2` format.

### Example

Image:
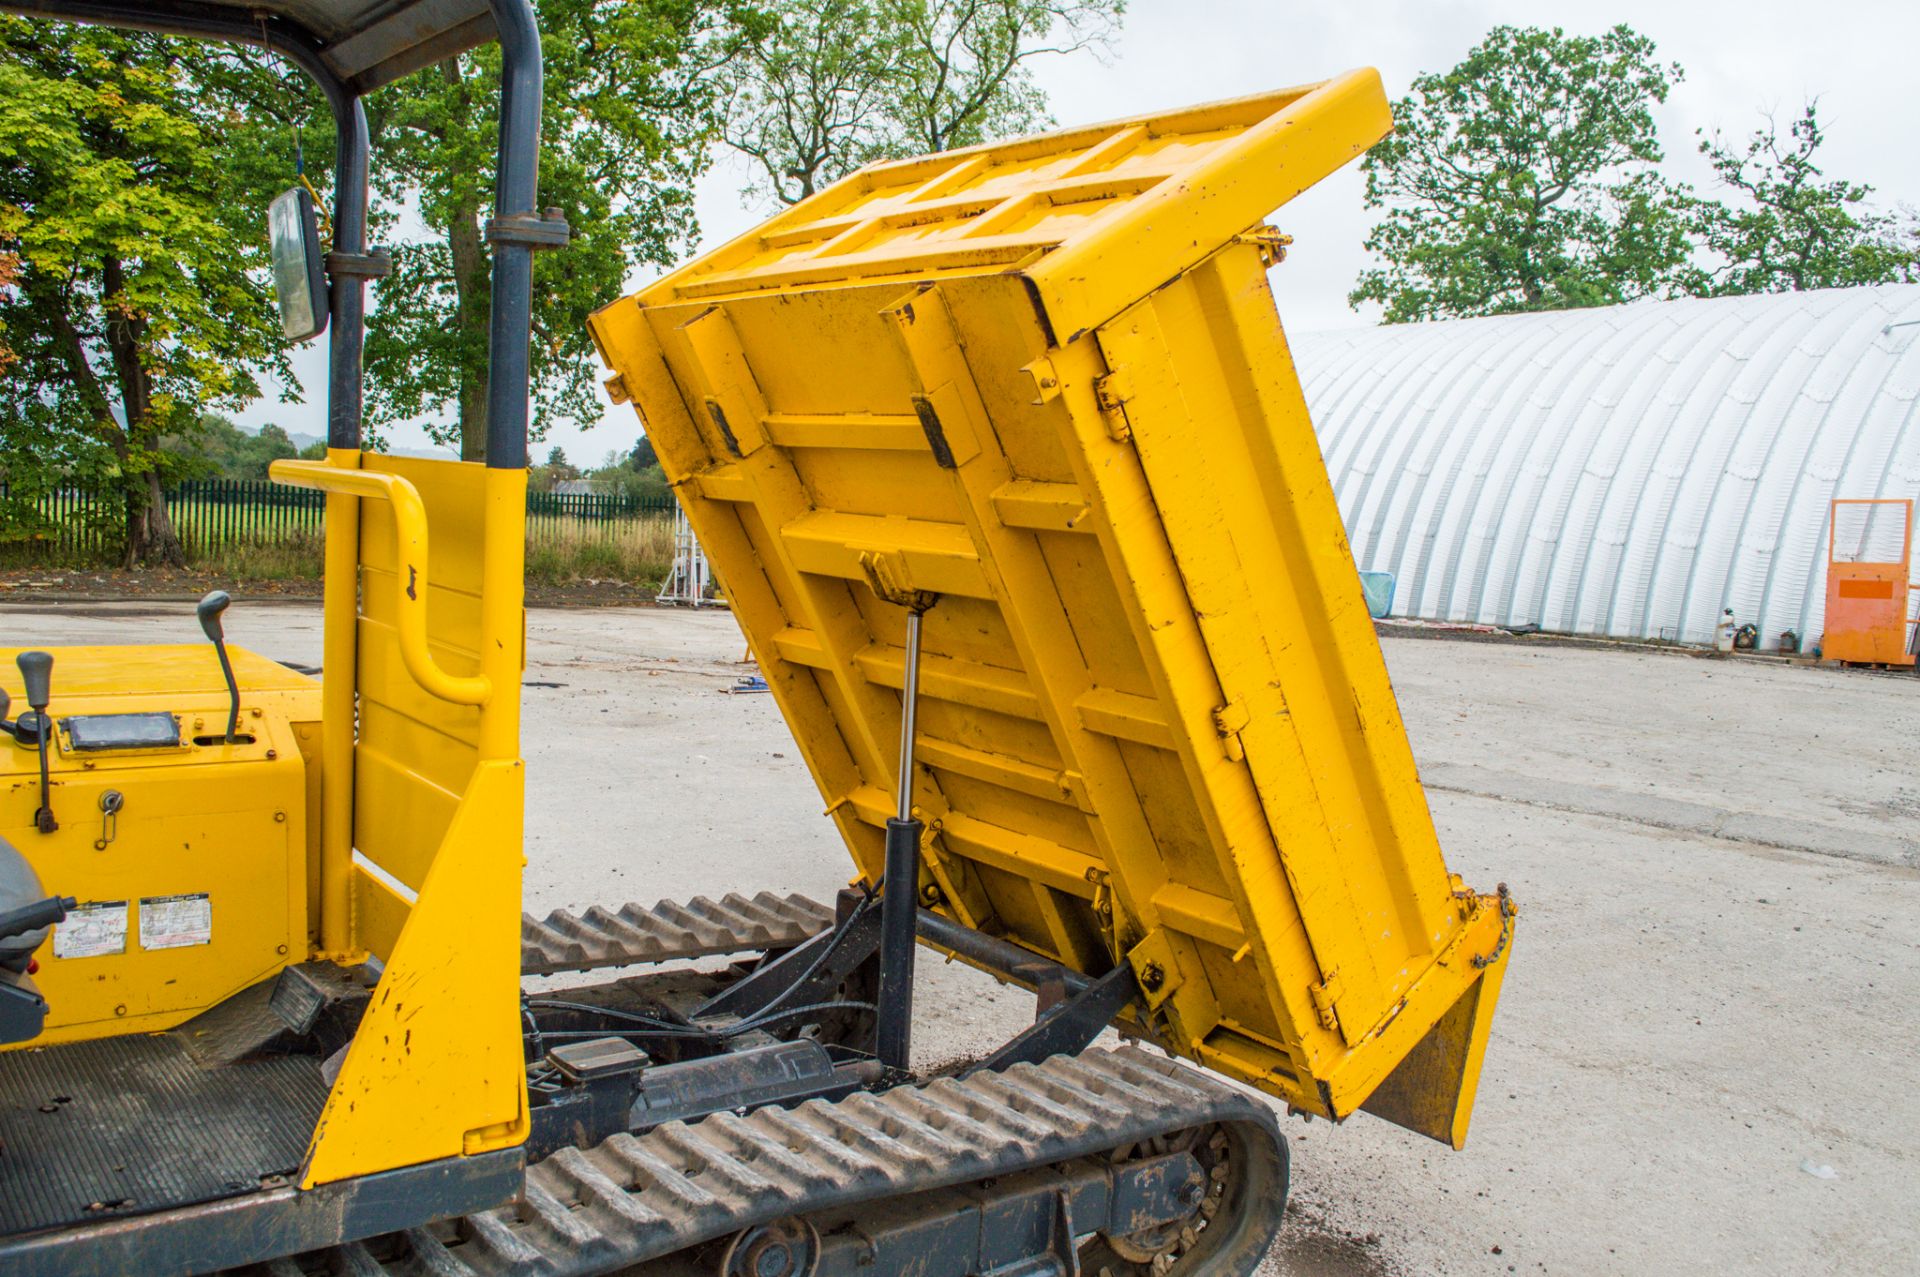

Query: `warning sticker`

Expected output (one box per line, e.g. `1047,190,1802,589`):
139,893,213,951
53,901,128,960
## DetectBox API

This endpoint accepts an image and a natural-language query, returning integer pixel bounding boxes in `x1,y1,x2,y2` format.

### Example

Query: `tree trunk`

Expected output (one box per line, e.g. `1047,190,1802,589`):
101,256,186,567
134,469,183,570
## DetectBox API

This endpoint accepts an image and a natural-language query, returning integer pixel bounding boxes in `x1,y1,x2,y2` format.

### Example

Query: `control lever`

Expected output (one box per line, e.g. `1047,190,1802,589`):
0,894,74,945
197,590,242,743
0,683,11,740
17,652,56,833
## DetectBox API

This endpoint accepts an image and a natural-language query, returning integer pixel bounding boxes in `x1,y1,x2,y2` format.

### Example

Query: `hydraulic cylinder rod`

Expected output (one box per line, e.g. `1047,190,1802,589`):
877,607,927,1071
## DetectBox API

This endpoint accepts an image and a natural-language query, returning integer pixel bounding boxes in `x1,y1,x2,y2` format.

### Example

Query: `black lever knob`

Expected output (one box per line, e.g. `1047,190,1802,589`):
196,590,231,644
197,591,242,743
16,651,51,712
0,684,9,722
17,651,56,832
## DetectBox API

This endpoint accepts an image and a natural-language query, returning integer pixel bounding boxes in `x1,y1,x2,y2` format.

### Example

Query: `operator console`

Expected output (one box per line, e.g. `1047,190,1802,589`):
0,596,321,1045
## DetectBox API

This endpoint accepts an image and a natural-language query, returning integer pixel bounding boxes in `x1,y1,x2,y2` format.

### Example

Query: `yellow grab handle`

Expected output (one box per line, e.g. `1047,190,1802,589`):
269,459,492,707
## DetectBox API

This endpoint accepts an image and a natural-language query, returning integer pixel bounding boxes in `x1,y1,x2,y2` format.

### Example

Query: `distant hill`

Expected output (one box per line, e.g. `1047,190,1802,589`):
263,425,453,461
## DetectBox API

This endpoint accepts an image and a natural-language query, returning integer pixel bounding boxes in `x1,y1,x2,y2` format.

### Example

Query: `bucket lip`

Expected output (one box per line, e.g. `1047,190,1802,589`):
616,70,1393,337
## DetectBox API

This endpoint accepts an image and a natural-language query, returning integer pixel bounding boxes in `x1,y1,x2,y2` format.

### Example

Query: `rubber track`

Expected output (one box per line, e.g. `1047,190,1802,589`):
521,893,833,975
253,1046,1281,1277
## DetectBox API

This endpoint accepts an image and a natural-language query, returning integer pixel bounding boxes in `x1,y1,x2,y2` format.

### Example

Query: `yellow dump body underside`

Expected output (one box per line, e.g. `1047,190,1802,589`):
589,71,1513,1147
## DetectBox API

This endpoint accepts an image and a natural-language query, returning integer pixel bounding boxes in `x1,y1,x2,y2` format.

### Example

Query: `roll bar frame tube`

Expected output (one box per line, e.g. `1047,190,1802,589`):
481,0,541,470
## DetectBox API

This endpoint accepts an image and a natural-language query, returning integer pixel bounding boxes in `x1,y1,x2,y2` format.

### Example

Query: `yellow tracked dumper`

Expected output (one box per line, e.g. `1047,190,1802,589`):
0,3,1514,1273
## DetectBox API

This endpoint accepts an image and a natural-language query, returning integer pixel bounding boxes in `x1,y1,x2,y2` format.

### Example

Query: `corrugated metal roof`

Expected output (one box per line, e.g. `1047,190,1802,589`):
1293,284,1920,650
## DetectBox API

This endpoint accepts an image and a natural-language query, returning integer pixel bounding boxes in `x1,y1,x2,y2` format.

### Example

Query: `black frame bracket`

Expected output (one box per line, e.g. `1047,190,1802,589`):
485,209,571,250
324,249,391,279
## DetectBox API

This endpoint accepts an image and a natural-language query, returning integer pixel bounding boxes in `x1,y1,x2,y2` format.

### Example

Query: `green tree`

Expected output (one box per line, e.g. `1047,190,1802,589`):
1351,24,1693,323
364,0,748,462
0,20,314,564
177,414,301,479
1684,102,1918,296
724,0,1122,206
591,450,671,504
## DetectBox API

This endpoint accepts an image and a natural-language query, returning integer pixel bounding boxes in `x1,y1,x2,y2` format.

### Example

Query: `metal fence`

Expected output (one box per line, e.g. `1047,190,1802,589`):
169,478,327,552
527,490,675,521
0,477,677,566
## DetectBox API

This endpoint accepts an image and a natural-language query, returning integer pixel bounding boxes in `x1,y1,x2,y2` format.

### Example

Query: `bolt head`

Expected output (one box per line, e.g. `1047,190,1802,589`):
744,1238,794,1277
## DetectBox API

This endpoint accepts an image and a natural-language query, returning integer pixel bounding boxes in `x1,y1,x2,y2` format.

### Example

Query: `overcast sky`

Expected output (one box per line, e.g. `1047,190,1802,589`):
244,0,1920,463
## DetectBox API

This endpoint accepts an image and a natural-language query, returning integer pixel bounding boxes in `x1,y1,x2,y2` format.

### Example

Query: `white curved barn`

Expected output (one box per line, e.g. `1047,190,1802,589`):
1292,284,1920,650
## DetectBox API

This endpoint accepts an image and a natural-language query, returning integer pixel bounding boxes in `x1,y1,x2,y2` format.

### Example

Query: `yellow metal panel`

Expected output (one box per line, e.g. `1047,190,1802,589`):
590,73,1514,1143
303,760,528,1184
281,455,529,1184
0,646,315,1044
360,454,490,595
276,458,492,708
349,861,412,963
292,455,496,939
0,645,314,702
351,740,461,894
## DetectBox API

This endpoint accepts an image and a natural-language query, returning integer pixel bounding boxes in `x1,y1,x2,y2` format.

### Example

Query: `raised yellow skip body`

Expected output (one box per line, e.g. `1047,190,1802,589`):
590,70,1515,1148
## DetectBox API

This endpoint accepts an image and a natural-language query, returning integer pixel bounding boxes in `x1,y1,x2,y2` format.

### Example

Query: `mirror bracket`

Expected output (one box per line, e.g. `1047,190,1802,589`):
325,249,392,279
485,208,571,250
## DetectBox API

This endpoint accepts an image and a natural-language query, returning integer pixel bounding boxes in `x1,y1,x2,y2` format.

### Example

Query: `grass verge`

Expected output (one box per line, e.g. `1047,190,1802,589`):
155,513,678,592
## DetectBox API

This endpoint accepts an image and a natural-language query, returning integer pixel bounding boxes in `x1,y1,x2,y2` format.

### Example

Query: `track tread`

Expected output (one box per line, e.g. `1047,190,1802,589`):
520,893,833,974
246,1046,1282,1277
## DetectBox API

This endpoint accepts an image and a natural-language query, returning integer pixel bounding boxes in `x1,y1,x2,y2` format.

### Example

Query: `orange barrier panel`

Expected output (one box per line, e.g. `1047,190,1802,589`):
1823,498,1915,666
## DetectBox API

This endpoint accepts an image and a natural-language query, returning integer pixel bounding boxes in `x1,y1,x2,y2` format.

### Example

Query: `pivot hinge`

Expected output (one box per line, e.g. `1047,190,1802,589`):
1234,225,1293,267
1309,966,1346,1037
1212,696,1250,762
1094,368,1134,441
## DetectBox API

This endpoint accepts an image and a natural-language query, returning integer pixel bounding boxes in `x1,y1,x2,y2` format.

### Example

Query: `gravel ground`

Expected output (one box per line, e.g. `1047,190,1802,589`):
4,599,1915,1275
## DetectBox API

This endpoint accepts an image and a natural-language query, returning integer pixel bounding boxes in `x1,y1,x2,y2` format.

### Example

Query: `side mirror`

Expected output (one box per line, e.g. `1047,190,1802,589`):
268,186,329,343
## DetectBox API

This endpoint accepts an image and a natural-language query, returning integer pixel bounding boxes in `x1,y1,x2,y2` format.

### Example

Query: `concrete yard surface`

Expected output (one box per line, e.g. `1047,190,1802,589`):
3,600,1915,1275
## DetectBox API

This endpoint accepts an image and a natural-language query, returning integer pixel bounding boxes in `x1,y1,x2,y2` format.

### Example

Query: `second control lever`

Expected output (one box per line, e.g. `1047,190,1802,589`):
17,652,56,833
197,591,242,743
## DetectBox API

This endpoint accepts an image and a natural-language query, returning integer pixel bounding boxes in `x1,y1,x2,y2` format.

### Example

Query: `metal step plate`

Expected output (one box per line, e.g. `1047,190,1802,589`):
0,1029,326,1237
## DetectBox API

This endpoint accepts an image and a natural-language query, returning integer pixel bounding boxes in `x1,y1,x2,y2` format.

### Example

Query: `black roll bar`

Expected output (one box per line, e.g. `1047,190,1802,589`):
477,0,543,471
324,101,372,453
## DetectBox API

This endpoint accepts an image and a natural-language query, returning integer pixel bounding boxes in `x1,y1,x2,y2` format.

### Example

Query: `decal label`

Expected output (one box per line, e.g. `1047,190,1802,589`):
139,893,213,950
52,901,129,960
